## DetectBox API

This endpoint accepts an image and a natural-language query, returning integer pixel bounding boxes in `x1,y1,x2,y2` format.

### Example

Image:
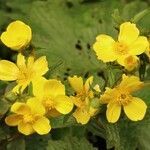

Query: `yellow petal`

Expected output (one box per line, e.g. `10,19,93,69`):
100,87,118,104
11,102,31,115
12,82,28,94
1,32,23,50
145,41,150,58
117,55,128,66
68,76,83,93
71,96,83,107
129,36,149,55
85,76,93,91
1,20,32,50
123,97,147,121
27,56,34,68
106,102,121,123
93,34,117,62
118,22,139,45
54,95,73,114
73,108,90,124
32,56,49,76
5,114,22,126
0,60,19,81
27,98,46,115
32,77,47,98
119,74,143,93
44,79,65,98
32,117,51,135
17,53,26,69
18,122,34,135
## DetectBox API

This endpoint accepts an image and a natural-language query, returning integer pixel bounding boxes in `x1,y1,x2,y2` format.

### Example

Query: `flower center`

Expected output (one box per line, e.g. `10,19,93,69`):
77,87,91,101
117,92,132,105
114,42,128,55
43,98,55,111
18,67,35,84
23,114,34,123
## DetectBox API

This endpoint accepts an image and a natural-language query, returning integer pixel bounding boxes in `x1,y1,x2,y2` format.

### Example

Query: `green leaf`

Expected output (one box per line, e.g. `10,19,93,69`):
0,100,9,117
50,115,77,129
25,134,50,150
131,8,150,23
138,122,150,150
7,138,25,150
46,136,97,150
0,127,7,141
133,84,150,105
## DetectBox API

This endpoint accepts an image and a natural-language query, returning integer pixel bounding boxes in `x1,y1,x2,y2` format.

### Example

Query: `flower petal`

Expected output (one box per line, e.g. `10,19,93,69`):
5,114,22,126
100,87,118,104
73,108,90,124
44,79,65,98
106,102,121,123
12,82,28,94
32,117,51,135
117,55,128,66
26,98,46,115
71,96,83,107
129,36,149,55
93,34,117,62
18,122,34,135
27,56,34,68
33,56,49,76
0,32,23,50
17,53,26,69
118,22,139,45
85,76,93,91
119,74,143,92
54,95,73,114
68,76,83,93
124,97,147,121
11,102,31,115
0,60,19,81
32,77,47,98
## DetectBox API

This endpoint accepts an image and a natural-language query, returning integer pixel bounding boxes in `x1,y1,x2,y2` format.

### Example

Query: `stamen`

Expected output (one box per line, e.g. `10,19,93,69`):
114,42,128,55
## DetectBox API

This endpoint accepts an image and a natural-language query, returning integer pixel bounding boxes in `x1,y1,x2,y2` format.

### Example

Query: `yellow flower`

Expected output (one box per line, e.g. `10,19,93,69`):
5,99,51,135
145,40,150,58
100,74,147,123
93,22,148,66
68,76,100,124
124,55,139,71
0,53,48,93
1,20,32,51
32,78,73,116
